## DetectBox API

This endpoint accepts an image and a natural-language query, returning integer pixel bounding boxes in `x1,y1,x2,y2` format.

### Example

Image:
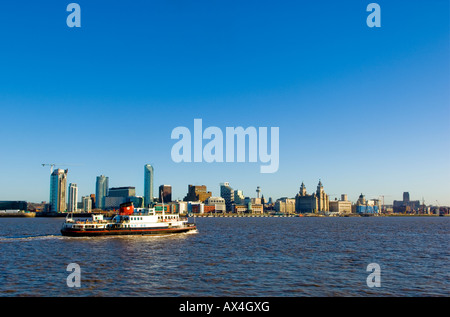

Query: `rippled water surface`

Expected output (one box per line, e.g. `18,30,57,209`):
0,216,448,296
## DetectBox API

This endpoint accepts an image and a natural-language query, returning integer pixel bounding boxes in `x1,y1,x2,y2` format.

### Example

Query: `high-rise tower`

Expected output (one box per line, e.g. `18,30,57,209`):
68,183,78,212
50,169,68,213
144,164,154,207
96,175,109,210
220,182,234,212
159,185,172,203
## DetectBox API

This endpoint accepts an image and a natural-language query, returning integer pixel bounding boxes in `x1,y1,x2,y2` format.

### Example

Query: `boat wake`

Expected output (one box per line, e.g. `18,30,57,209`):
0,234,63,242
0,229,198,242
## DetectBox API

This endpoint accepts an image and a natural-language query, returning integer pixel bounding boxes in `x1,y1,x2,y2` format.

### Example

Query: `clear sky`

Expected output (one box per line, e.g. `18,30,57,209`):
0,0,449,205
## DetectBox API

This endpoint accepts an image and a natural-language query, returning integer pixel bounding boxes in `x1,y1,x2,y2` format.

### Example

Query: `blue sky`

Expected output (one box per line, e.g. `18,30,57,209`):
0,0,449,205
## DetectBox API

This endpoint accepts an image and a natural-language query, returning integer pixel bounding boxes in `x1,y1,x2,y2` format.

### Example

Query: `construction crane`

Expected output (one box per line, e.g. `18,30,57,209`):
42,163,57,173
42,163,80,173
379,195,392,213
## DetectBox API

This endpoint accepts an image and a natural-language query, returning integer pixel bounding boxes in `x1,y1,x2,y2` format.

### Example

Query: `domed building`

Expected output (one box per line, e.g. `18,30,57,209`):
355,193,381,214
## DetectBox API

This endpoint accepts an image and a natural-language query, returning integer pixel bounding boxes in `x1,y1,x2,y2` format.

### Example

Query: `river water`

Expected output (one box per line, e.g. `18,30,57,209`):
0,216,448,296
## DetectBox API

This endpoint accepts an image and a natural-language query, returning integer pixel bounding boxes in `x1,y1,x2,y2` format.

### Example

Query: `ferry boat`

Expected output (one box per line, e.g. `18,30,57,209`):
60,202,197,237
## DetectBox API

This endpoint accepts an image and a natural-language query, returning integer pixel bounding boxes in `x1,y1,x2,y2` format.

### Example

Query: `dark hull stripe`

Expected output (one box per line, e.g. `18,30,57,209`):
61,226,196,237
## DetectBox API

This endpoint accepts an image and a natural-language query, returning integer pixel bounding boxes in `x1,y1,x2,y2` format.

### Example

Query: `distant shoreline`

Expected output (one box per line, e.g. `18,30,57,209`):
0,212,444,218
0,211,36,217
190,213,448,218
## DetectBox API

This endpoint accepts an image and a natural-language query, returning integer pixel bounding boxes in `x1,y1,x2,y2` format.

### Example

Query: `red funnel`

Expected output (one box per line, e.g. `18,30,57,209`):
119,202,134,215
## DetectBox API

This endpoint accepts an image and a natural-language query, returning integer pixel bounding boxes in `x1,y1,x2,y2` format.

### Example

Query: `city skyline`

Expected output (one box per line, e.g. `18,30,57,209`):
20,164,442,208
0,1,449,205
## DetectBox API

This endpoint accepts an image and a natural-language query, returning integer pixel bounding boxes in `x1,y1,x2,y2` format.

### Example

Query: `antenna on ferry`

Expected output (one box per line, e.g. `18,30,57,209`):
161,189,165,219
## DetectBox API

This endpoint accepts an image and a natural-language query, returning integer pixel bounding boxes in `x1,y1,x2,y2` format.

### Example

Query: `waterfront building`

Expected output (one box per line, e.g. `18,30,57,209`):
50,169,68,213
205,196,226,213
171,201,188,214
109,187,136,197
68,183,78,212
295,180,330,213
251,197,262,205
234,190,245,204
184,185,212,202
220,182,235,212
0,201,28,211
249,204,264,214
233,205,248,213
354,194,380,214
329,194,352,214
159,185,172,203
393,192,420,213
96,175,109,210
233,202,264,214
82,196,92,212
128,196,144,208
274,198,296,213
90,194,96,209
150,201,190,214
153,202,177,213
188,201,205,214
104,187,138,210
104,196,126,210
144,164,154,207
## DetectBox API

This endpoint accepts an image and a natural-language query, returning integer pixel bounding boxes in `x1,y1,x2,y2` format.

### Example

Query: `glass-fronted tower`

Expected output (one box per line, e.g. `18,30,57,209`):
68,183,78,212
144,164,154,207
96,175,109,210
50,169,68,213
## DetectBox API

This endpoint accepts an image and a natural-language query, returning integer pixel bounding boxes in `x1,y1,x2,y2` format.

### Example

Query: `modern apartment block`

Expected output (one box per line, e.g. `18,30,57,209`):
50,169,68,213
82,196,92,212
68,183,78,212
220,182,235,212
